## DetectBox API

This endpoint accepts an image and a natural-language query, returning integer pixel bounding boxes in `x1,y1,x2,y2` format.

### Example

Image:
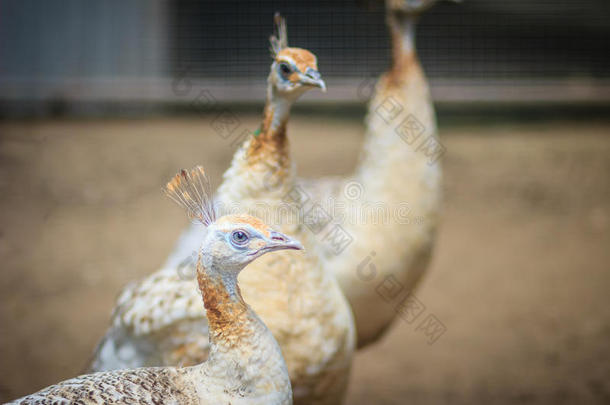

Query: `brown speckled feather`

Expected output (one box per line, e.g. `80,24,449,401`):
8,367,196,404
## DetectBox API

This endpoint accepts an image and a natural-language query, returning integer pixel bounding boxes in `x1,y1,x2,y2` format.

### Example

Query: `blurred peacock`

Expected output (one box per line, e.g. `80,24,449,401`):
90,14,355,405
298,0,452,347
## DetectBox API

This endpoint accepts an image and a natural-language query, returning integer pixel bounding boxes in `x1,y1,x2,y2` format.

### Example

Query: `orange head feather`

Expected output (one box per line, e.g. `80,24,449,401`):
216,214,271,238
164,166,216,226
268,13,326,95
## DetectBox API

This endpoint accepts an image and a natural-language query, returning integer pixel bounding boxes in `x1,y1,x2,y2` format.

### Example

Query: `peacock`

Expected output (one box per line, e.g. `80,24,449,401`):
90,14,355,405
298,0,454,347
9,167,299,405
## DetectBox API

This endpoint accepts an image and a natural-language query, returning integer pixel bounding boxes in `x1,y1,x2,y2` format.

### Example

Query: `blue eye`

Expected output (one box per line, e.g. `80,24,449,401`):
231,230,249,245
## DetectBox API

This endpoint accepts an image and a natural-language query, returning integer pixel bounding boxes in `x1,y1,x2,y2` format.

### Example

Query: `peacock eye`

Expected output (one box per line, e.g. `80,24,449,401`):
279,62,292,76
231,230,249,246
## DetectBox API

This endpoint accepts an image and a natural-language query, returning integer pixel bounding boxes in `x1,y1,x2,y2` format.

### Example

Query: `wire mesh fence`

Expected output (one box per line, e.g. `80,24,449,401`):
169,0,610,82
0,0,609,109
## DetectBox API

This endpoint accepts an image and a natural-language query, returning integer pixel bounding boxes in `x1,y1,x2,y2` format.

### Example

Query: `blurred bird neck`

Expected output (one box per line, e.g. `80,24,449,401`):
247,85,293,150
217,81,295,203
263,87,294,135
215,84,292,201
355,9,439,201
242,84,293,167
387,12,419,82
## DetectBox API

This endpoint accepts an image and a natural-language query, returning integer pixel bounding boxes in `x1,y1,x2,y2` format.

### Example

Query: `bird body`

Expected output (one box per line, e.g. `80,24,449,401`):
300,0,445,347
10,168,298,405
91,15,355,405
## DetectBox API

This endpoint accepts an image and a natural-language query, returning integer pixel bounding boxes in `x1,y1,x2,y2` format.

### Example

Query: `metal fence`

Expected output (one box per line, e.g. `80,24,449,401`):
0,0,609,110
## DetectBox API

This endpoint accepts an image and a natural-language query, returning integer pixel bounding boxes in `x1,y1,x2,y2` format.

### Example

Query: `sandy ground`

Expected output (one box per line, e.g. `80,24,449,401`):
0,115,609,404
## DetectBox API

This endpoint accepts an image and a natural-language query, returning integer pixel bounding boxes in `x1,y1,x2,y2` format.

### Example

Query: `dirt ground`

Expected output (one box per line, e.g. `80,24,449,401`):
0,115,609,404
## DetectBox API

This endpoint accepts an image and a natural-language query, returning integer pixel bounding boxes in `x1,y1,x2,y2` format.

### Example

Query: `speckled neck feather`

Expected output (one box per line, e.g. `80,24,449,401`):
196,261,251,348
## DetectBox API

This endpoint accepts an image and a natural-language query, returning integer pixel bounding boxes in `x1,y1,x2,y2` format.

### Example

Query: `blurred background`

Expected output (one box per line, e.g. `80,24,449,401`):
1,0,609,403
1,0,609,113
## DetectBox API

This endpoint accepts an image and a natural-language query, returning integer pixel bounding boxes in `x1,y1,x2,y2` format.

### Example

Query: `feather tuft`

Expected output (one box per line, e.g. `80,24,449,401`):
269,12,288,58
164,166,216,226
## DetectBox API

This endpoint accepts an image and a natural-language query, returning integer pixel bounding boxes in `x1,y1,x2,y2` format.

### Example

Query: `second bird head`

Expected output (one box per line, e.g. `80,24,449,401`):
269,13,326,98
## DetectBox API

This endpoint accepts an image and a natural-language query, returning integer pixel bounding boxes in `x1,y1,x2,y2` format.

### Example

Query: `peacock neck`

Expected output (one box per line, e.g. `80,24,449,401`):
264,86,293,134
391,12,416,59
245,86,293,168
386,11,420,86
355,9,439,201
216,83,295,206
191,257,290,402
196,259,252,346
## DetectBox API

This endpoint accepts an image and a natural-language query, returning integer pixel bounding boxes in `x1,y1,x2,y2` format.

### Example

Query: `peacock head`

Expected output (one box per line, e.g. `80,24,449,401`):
164,166,303,274
268,13,326,98
203,214,303,272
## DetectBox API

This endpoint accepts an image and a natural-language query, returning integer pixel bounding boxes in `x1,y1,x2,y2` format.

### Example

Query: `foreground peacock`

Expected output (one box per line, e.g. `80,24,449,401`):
10,167,299,405
90,14,355,405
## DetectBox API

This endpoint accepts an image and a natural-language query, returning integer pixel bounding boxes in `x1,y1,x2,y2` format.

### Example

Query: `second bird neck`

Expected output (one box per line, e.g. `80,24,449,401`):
216,85,296,203
262,87,294,135
246,87,294,162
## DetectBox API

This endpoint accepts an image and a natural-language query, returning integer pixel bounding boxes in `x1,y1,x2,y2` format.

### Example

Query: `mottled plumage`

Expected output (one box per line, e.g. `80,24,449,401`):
8,368,196,405
90,15,354,405
11,168,298,405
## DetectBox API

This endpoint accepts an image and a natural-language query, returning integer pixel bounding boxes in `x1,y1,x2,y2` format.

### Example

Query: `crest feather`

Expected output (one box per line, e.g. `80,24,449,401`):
270,12,288,57
164,166,216,226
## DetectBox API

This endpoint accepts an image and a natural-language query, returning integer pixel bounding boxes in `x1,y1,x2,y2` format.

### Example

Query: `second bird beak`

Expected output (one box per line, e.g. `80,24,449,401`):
300,69,326,92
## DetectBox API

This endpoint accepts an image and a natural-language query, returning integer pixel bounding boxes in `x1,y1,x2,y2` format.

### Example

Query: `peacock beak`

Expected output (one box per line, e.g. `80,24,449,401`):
267,230,304,252
300,68,326,92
